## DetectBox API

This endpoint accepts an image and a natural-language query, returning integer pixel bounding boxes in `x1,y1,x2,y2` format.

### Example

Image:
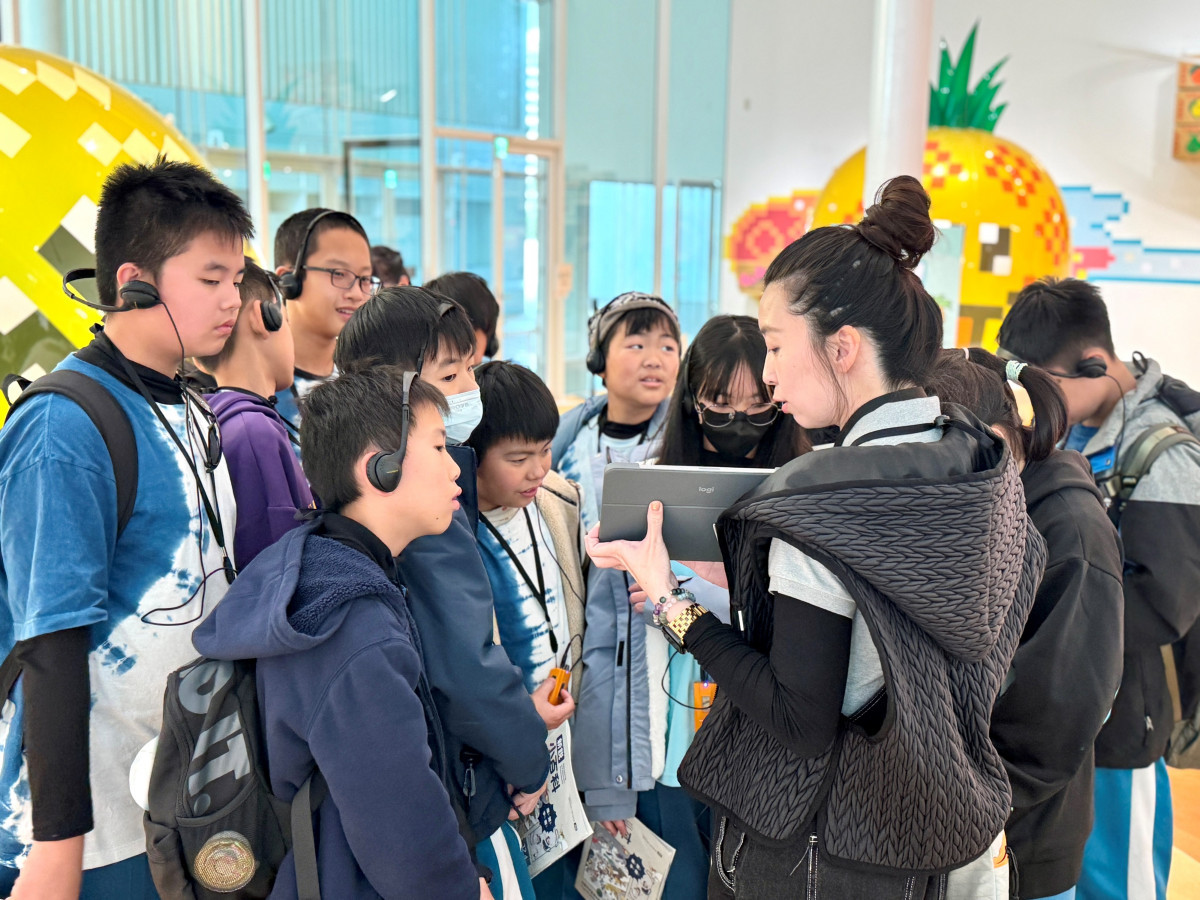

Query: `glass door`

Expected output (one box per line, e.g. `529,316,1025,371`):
436,134,558,377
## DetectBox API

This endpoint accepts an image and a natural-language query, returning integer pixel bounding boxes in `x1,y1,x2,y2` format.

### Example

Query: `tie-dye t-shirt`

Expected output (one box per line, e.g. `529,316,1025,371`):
0,356,236,870
477,504,570,691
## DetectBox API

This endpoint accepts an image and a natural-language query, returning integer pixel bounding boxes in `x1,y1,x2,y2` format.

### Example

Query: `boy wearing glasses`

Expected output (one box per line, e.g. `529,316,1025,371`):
272,208,378,435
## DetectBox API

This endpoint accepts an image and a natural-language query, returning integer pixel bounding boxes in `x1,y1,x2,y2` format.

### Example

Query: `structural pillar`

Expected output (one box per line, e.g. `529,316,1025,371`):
242,0,269,260
863,0,933,211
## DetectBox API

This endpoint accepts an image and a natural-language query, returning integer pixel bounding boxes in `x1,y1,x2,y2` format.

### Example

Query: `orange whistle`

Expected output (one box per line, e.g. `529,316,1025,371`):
548,667,570,705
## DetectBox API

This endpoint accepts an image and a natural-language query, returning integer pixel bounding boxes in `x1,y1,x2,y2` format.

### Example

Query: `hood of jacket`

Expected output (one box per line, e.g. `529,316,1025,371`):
193,519,403,661
1021,448,1104,509
722,410,1029,661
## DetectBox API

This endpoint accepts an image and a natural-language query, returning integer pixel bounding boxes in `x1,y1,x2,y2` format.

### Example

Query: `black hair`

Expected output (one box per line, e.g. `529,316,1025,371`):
762,175,942,419
657,315,809,467
95,156,252,309
273,208,369,269
300,365,449,511
426,271,500,358
466,361,559,459
600,307,682,364
926,347,1068,464
333,286,476,371
997,277,1116,369
193,259,279,371
371,245,408,285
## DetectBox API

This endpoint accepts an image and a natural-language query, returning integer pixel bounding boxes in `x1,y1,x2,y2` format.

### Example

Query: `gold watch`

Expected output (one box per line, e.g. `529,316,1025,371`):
663,604,709,651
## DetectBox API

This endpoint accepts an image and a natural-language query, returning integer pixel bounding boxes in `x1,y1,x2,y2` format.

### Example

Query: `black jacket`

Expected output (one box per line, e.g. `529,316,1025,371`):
397,447,550,848
680,409,1046,874
994,451,1124,899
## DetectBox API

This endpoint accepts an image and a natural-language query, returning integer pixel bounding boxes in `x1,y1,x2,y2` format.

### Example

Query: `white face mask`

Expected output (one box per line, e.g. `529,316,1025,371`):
443,387,483,444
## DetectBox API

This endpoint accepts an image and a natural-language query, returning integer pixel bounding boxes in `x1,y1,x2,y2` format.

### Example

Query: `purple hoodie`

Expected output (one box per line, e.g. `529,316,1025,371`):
206,389,314,569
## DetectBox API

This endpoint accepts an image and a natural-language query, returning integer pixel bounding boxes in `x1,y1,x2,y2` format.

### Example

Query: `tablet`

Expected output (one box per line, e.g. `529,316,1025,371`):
598,463,775,561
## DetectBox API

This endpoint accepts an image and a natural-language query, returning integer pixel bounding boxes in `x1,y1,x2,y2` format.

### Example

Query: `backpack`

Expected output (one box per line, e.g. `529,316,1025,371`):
144,656,326,899
3,370,138,535
1097,360,1200,769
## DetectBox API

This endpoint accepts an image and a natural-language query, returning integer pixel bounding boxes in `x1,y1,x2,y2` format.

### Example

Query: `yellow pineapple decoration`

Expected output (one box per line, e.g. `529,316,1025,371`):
813,26,1070,348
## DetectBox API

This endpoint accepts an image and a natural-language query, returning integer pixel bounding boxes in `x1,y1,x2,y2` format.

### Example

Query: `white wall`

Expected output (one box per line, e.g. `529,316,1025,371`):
722,0,1200,383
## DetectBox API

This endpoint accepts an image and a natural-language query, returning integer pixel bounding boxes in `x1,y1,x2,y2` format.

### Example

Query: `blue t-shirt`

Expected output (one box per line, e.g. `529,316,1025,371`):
272,368,332,461
0,356,236,870
1066,424,1100,454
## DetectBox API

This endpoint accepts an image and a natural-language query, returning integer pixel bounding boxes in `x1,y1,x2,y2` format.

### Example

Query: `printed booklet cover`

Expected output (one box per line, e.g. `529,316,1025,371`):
516,724,590,876
574,818,676,900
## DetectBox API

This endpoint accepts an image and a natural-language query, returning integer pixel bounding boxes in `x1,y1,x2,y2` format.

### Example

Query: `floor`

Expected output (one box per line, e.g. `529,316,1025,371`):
1168,768,1200,899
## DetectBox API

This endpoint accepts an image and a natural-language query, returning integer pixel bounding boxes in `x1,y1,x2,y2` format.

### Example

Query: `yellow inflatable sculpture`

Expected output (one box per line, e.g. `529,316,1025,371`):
0,44,207,412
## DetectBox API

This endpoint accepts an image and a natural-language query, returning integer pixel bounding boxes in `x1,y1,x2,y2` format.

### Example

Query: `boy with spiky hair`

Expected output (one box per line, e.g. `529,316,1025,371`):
998,277,1200,900
0,157,251,898
271,208,377,435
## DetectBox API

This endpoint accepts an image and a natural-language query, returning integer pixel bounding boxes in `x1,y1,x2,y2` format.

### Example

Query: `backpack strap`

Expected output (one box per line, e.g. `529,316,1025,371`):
291,768,328,900
1102,424,1200,523
4,370,138,537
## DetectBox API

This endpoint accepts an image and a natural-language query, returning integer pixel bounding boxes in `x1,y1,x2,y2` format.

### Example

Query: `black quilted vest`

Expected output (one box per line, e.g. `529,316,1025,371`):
677,412,1047,875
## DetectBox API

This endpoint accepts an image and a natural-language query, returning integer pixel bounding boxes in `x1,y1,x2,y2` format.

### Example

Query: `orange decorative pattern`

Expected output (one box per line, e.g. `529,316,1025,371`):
725,190,818,299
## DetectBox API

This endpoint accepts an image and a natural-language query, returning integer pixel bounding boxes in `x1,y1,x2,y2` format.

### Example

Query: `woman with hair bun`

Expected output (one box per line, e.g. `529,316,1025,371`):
586,176,1047,897
929,348,1124,900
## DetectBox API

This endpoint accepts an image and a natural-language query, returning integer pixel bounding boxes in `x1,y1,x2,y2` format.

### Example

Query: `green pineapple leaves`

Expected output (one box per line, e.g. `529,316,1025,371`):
929,23,1008,132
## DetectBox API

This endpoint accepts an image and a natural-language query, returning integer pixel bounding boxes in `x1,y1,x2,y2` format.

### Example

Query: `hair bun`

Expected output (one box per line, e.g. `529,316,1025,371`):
856,175,937,270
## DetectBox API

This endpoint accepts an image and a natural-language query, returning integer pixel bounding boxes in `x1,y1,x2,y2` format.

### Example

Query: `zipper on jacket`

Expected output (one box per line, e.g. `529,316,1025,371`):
806,833,818,900
625,580,634,786
714,817,745,892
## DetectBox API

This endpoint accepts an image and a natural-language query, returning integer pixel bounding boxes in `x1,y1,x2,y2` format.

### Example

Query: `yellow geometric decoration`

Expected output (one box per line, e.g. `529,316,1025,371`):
813,129,1071,350
0,44,208,412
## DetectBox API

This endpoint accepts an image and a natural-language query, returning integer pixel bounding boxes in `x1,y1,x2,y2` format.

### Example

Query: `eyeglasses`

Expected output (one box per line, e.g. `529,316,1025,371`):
696,400,780,428
304,266,382,296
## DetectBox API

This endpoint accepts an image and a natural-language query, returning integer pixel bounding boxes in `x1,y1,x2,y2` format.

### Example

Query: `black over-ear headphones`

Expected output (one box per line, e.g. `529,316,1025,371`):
1070,356,1108,379
585,292,677,375
259,272,285,333
997,347,1107,380
366,371,418,492
278,209,338,301
63,268,162,313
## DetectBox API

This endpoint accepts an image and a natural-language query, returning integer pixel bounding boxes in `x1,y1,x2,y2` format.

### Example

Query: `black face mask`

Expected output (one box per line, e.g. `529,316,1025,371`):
700,413,770,460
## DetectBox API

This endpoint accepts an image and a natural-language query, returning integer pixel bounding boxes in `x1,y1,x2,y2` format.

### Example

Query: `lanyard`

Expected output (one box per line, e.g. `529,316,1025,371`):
482,506,557,654
114,352,235,583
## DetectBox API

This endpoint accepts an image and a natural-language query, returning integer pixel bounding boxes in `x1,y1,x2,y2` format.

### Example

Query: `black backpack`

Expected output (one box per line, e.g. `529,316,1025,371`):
144,656,325,899
1097,361,1200,769
3,370,138,534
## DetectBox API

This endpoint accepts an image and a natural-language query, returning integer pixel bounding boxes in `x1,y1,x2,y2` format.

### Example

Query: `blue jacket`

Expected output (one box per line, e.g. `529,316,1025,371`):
552,395,668,821
397,454,550,846
193,520,479,899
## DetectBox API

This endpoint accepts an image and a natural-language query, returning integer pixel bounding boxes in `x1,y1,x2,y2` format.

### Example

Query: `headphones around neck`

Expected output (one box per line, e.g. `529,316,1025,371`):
278,209,338,301
585,292,677,375
366,371,418,492
63,268,162,313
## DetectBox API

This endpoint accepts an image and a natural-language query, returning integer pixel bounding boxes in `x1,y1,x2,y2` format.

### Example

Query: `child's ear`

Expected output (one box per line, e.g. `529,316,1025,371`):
246,299,270,339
